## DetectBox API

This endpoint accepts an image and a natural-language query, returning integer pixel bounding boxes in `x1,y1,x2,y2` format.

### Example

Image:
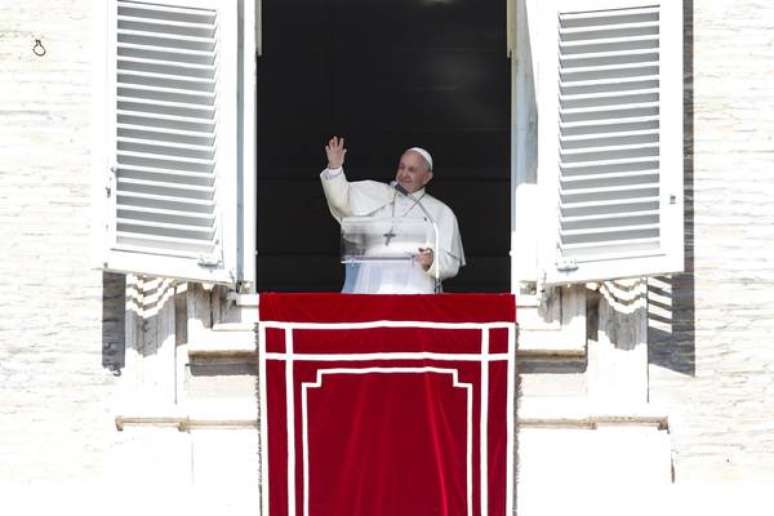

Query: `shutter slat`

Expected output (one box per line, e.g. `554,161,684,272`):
117,97,215,114
560,6,659,22
118,15,216,30
560,88,658,102
117,89,214,108
117,163,213,179
116,230,213,244
560,34,658,48
560,115,659,130
560,75,659,89
561,66,659,83
118,204,215,221
117,190,215,207
116,231,213,252
117,109,215,125
559,61,659,75
117,177,215,194
560,147,659,164
561,171,658,185
118,136,215,153
119,1,218,18
560,209,659,223
558,239,661,257
560,21,658,35
117,55,216,72
117,70,215,86
561,156,658,171
560,106,659,124
115,82,216,99
561,128,657,141
117,150,215,166
113,241,210,256
561,96,659,111
117,123,213,138
117,217,216,235
560,140,658,153
117,74,214,93
118,42,213,57
560,222,659,237
560,47,660,61
117,28,216,44
559,196,660,210
118,128,214,148
561,179,659,195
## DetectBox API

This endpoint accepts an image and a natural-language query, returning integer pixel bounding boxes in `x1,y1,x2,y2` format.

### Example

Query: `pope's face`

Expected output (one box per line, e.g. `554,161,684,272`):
395,151,433,194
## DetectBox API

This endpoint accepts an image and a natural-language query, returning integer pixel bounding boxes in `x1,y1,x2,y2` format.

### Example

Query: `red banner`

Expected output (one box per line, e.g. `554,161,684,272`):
259,293,516,516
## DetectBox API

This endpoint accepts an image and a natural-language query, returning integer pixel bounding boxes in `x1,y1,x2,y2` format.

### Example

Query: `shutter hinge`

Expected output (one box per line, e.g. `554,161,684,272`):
106,166,117,197
197,255,222,268
556,257,578,272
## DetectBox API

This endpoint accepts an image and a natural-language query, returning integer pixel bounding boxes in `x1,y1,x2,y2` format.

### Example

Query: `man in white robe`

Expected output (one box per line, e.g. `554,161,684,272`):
320,136,465,294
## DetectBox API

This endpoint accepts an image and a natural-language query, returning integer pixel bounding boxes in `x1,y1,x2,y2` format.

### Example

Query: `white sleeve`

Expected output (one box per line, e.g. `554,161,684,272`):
321,167,343,180
425,209,465,281
320,167,352,222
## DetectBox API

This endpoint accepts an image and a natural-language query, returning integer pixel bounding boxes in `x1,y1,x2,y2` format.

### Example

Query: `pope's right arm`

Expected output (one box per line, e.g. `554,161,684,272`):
320,166,353,222
320,136,352,222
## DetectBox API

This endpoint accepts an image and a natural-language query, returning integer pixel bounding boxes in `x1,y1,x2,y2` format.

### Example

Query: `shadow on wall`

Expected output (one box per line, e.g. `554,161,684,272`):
102,272,187,373
647,0,695,377
102,271,126,374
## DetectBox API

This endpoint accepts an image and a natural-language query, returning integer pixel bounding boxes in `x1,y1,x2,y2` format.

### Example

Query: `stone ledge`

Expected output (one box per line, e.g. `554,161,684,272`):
518,398,669,430
115,400,258,431
115,416,258,431
516,346,586,360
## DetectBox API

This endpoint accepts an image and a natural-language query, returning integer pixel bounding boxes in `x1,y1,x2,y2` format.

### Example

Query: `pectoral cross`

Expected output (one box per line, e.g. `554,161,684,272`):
383,228,396,246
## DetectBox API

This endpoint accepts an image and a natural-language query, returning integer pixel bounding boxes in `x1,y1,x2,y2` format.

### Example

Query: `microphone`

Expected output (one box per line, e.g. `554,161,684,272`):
390,181,435,223
390,180,410,196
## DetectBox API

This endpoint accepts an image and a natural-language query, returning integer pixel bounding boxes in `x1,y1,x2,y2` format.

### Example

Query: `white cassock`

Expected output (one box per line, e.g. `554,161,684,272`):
321,167,466,294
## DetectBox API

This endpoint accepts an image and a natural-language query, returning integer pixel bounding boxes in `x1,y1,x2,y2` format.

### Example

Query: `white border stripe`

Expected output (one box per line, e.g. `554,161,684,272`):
265,352,510,362
259,324,269,516
285,330,296,516
257,319,518,516
300,367,474,516
261,320,513,330
480,329,489,516
506,325,515,516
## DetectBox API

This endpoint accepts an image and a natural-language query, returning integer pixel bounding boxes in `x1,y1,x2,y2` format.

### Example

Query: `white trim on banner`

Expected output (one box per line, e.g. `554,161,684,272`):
301,367,474,516
258,321,517,516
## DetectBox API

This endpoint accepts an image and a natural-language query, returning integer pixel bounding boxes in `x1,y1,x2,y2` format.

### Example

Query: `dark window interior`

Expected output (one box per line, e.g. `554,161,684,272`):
257,0,510,292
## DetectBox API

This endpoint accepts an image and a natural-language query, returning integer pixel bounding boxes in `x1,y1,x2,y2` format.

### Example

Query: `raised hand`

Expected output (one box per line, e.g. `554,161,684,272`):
325,136,347,170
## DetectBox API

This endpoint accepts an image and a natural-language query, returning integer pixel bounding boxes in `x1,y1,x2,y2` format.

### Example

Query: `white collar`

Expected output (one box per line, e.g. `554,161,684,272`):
402,187,426,199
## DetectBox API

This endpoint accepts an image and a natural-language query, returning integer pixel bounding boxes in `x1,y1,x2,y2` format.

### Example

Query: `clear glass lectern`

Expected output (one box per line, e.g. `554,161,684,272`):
340,216,440,293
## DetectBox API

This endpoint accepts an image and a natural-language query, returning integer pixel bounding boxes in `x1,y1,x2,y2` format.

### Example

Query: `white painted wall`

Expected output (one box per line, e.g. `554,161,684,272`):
648,0,774,481
0,0,121,482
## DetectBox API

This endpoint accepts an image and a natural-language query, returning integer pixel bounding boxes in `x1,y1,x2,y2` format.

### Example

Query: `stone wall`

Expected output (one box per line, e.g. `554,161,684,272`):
648,0,774,481
0,0,120,482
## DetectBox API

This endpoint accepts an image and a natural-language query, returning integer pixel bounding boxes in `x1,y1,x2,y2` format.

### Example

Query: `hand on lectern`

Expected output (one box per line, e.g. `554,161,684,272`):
417,248,434,271
325,136,347,169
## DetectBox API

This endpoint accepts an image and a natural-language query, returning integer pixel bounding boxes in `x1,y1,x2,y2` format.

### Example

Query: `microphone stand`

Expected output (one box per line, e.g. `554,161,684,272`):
391,182,441,293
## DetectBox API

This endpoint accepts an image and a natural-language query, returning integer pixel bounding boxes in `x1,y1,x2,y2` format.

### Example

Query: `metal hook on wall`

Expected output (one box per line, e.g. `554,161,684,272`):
32,38,46,57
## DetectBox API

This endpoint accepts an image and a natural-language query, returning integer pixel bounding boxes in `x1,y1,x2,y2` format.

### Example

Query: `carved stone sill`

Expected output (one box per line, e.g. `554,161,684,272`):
518,398,669,430
115,400,258,431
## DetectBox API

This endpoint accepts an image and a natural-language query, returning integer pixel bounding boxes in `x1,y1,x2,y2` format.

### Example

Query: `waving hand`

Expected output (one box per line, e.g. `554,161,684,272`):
325,136,347,170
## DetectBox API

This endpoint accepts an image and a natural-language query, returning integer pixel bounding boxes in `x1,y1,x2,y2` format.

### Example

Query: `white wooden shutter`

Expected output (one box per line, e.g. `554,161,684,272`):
100,0,238,284
536,0,683,284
